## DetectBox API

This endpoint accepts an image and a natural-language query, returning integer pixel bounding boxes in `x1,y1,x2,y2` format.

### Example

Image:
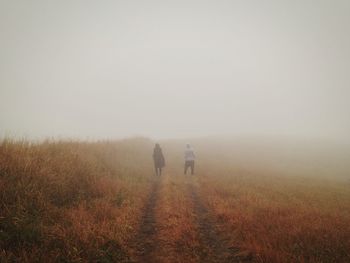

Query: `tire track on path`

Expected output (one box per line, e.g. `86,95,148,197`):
187,179,243,263
132,178,160,263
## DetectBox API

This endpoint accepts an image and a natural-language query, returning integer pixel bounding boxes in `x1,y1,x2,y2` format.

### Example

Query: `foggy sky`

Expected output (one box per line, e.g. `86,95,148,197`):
1,0,349,140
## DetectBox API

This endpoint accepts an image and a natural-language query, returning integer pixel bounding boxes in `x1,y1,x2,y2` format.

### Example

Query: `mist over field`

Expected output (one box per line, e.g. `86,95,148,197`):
1,0,350,141
1,1,350,262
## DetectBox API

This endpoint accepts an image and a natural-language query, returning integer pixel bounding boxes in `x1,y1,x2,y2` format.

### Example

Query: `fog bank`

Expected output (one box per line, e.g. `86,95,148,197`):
1,1,349,141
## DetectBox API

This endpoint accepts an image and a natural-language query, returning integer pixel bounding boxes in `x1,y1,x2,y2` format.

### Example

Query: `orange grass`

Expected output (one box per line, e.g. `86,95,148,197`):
1,138,349,262
155,174,200,263
198,170,350,262
0,138,154,262
161,138,350,262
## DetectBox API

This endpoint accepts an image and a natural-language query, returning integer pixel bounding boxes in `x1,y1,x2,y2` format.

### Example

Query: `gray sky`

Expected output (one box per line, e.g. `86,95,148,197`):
1,0,349,140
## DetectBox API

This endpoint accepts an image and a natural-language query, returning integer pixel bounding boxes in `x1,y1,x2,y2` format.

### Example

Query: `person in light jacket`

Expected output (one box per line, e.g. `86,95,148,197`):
184,144,195,175
153,143,165,176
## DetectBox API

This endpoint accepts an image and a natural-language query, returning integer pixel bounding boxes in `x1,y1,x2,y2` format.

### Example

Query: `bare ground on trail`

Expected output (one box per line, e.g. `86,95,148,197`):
131,179,160,263
187,179,248,263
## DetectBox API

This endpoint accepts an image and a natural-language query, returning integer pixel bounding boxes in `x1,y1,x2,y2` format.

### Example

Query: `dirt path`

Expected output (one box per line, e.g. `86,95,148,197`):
154,174,200,263
187,180,242,263
132,175,246,263
132,179,160,263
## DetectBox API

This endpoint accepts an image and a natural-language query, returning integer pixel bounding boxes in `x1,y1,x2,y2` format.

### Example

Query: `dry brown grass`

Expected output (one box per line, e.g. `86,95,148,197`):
0,138,154,262
1,137,350,262
161,138,350,262
196,163,350,262
155,174,200,263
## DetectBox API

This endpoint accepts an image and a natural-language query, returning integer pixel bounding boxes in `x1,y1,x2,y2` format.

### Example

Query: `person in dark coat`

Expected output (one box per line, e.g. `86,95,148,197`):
153,143,165,176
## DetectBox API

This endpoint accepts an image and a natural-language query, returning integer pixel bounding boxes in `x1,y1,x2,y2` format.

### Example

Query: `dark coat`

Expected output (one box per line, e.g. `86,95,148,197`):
153,146,165,168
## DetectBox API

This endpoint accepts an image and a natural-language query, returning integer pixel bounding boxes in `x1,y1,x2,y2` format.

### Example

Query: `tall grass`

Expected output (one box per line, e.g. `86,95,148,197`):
1,137,349,262
163,138,350,262
192,139,350,263
0,138,154,262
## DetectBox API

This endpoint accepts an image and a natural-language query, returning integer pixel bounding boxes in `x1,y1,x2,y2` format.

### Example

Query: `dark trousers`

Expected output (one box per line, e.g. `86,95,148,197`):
184,160,194,175
155,166,162,176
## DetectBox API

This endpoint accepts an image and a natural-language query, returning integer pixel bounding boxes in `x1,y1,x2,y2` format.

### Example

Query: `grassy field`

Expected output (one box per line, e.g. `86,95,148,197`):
1,137,349,262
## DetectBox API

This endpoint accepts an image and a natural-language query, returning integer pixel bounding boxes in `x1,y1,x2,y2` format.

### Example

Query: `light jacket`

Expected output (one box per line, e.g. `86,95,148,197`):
184,146,195,161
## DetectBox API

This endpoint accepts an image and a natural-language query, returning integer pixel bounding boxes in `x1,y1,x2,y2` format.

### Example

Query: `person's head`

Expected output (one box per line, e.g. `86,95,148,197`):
155,143,160,148
186,144,191,149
